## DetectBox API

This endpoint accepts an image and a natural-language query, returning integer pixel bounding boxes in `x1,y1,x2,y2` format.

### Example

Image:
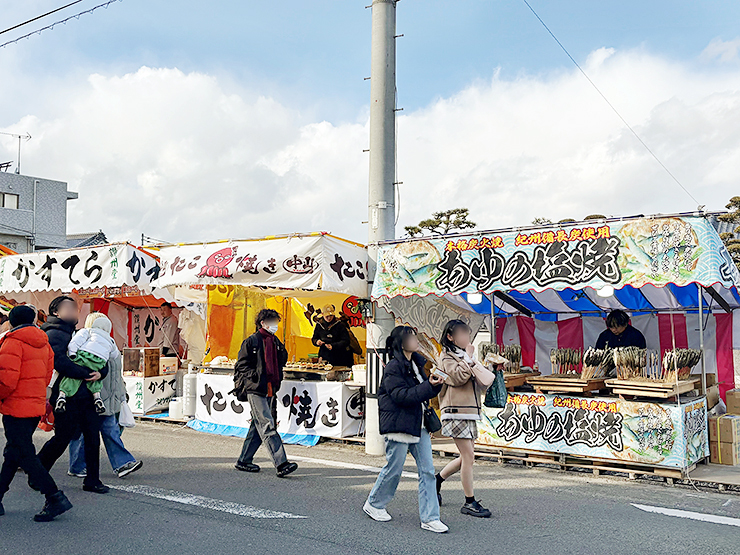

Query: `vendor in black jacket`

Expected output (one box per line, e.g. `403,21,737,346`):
595,309,646,350
364,326,448,532
311,305,354,367
233,309,298,478
36,296,110,494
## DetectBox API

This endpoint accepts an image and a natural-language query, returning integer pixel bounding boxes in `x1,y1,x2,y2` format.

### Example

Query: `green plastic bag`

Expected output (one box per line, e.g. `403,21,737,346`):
484,369,508,408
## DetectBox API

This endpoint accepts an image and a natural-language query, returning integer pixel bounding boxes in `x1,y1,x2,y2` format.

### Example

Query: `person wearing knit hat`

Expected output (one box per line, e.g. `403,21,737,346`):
55,313,118,415
9,305,36,329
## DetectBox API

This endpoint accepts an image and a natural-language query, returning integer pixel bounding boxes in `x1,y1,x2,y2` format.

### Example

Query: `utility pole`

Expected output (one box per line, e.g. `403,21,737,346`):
366,0,397,456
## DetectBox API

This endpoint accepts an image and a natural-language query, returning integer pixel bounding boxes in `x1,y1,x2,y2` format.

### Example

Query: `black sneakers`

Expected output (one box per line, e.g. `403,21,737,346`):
235,462,261,473
82,483,110,494
461,499,492,518
33,491,73,522
276,461,298,478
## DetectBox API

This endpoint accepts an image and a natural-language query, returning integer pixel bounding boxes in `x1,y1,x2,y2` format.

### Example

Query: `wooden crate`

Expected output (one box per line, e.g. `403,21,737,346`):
605,379,696,399
143,348,161,377
504,372,540,389
526,375,606,394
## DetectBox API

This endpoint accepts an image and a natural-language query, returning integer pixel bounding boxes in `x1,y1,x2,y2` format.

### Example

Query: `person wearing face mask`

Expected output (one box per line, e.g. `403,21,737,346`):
231,309,298,478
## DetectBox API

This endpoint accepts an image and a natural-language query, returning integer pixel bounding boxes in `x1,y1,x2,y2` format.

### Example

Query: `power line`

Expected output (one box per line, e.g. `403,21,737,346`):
0,0,122,50
519,0,700,206
0,1,84,36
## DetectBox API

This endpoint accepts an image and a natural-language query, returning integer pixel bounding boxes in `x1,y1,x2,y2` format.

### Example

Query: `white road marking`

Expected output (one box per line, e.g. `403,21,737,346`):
111,485,306,519
290,455,418,479
632,503,740,527
723,499,733,507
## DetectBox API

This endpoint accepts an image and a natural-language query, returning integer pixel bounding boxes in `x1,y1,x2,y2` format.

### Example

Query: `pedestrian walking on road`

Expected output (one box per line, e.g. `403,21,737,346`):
36,296,109,494
435,319,494,518
67,314,143,479
363,326,448,533
232,309,298,478
0,305,73,522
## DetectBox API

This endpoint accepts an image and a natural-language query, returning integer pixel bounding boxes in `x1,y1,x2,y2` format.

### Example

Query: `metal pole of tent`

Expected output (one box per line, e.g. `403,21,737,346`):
490,293,495,345
699,286,706,395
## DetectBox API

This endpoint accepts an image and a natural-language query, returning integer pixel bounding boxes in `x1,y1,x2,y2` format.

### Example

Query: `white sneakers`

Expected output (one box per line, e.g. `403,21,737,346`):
363,500,448,533
363,500,392,522
421,520,449,533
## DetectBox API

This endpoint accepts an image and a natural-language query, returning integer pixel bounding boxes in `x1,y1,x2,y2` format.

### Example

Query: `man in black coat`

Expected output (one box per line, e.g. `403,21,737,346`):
232,309,298,478
311,304,354,367
36,296,109,494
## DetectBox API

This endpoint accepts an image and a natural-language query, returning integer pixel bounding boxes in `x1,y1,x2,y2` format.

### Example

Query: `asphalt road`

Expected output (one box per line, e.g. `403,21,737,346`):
1,421,738,555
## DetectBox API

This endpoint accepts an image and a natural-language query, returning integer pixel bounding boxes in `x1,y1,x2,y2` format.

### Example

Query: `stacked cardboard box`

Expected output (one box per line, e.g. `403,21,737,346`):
727,389,740,416
709,413,740,465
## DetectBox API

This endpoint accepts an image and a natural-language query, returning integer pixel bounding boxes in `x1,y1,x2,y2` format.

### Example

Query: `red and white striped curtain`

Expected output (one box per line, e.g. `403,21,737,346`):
496,313,738,401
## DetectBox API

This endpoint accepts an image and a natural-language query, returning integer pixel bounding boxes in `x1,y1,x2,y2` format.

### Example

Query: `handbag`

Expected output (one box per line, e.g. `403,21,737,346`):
119,400,136,428
484,368,509,408
423,402,442,433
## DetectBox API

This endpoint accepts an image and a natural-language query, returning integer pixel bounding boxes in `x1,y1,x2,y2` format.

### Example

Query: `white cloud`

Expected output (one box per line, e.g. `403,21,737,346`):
701,38,740,63
3,44,740,245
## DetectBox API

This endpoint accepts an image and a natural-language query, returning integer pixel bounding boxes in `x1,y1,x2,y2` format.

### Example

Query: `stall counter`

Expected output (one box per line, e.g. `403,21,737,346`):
194,372,365,439
124,375,177,415
477,391,709,469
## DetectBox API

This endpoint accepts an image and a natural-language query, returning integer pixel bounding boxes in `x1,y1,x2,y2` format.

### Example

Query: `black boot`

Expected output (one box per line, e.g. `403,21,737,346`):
276,461,298,478
34,491,73,522
461,499,492,518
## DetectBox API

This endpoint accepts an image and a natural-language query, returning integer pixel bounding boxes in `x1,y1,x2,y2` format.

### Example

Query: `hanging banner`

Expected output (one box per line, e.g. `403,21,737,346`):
0,244,161,294
372,216,740,298
124,375,177,415
154,234,367,297
194,374,364,438
478,393,708,469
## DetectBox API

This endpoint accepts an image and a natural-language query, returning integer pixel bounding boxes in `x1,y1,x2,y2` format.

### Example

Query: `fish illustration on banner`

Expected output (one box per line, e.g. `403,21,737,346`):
372,216,740,298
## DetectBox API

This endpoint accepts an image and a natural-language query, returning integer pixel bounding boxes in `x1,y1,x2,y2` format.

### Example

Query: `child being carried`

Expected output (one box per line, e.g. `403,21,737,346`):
56,313,117,414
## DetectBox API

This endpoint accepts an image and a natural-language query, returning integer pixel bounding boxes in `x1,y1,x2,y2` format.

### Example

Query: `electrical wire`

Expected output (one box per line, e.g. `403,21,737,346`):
0,1,84,36
0,0,122,50
519,0,700,206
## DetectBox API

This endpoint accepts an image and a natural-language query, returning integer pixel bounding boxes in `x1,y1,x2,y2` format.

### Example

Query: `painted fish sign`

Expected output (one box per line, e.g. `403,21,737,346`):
372,216,740,298
477,393,708,468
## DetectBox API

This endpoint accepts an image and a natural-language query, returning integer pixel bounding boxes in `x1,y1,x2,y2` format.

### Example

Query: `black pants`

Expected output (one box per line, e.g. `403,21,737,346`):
38,398,102,487
0,415,59,499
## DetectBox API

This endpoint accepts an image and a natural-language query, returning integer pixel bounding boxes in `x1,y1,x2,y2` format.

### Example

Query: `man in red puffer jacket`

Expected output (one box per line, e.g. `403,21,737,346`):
0,306,73,522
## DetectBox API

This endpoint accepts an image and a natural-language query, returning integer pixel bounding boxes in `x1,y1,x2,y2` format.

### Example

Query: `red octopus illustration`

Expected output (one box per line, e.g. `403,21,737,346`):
197,246,237,278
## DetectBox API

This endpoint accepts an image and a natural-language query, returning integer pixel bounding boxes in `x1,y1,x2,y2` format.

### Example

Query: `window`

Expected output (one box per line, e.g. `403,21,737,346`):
1,193,19,209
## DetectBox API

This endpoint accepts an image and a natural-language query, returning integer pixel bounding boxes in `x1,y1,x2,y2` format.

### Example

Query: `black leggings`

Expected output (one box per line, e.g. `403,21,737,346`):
38,398,102,487
0,415,58,498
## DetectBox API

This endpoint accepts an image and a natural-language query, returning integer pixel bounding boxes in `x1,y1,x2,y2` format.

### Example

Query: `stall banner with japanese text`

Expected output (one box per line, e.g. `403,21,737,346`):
194,374,364,438
124,376,177,415
0,243,161,294
155,235,367,297
372,216,740,298
478,393,708,468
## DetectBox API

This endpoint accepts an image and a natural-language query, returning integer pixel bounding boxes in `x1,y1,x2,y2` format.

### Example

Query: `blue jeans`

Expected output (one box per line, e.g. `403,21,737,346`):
367,429,439,523
69,414,136,473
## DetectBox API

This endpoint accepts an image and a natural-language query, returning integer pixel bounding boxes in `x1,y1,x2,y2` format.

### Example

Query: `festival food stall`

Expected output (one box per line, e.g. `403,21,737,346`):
0,243,206,415
371,213,740,475
152,232,369,444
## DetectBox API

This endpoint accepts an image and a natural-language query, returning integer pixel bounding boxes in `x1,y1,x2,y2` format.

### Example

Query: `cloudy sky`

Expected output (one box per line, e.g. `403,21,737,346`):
2,1,740,244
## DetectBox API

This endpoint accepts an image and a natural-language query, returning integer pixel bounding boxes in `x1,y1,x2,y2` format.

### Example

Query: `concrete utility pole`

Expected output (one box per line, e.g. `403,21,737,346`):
366,0,397,456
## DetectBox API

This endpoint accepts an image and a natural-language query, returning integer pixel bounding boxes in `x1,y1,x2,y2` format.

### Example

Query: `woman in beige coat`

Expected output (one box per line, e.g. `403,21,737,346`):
435,319,492,518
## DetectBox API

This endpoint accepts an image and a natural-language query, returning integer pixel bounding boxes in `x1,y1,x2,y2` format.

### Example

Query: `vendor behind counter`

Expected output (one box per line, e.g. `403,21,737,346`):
595,309,646,350
311,304,354,367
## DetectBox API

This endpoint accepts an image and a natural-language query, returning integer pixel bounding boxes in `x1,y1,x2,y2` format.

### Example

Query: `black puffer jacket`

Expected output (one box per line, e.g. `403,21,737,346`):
378,352,442,438
311,319,354,367
42,316,109,403
232,331,288,399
